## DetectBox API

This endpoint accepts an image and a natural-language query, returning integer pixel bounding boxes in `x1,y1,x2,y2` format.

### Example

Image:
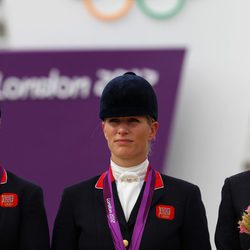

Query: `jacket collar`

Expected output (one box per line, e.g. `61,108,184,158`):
95,167,164,190
0,168,7,185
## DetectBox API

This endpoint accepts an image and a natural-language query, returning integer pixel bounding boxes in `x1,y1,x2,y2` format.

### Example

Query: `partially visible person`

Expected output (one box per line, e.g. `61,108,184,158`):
0,109,50,250
215,170,250,250
52,72,211,250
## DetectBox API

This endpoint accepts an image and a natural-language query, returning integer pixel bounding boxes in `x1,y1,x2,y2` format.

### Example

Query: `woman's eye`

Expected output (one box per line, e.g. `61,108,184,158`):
128,118,140,123
109,119,120,123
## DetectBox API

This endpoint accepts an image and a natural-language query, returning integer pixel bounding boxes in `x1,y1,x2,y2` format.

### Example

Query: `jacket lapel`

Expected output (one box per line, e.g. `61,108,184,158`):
150,185,166,208
95,170,165,212
94,173,106,210
149,170,165,208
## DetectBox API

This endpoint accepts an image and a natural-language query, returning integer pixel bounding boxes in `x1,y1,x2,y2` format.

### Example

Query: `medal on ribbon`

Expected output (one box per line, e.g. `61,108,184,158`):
103,167,156,250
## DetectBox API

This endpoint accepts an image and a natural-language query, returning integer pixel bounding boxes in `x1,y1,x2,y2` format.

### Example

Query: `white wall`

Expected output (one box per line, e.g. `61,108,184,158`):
4,0,250,248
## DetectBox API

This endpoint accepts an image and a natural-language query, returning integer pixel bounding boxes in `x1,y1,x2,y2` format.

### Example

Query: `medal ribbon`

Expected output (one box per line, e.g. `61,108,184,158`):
103,167,156,250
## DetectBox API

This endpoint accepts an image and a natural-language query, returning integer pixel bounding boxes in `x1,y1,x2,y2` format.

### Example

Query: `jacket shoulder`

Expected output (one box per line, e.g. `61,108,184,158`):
160,174,201,194
224,170,250,191
227,170,250,181
6,171,42,191
63,175,100,195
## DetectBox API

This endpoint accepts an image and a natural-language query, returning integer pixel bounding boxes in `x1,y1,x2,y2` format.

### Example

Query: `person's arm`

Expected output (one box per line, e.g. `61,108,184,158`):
215,178,241,250
19,186,50,250
51,189,78,250
180,185,211,250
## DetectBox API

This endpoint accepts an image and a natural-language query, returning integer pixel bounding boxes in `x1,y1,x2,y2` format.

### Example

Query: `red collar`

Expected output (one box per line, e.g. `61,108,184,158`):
0,168,7,184
95,167,164,190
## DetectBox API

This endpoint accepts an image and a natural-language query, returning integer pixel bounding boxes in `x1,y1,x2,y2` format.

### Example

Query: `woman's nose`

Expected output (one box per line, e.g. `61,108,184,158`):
117,125,129,135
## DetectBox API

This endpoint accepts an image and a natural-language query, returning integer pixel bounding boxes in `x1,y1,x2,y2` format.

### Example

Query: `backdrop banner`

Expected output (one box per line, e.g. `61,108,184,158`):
0,49,185,231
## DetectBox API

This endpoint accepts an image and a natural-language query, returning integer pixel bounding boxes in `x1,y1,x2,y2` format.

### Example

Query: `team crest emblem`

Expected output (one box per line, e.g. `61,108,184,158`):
0,193,18,207
156,205,175,220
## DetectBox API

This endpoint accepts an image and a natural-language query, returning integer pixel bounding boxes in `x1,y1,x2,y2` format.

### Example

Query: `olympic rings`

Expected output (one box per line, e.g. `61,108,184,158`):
84,0,186,21
84,0,134,21
137,0,185,20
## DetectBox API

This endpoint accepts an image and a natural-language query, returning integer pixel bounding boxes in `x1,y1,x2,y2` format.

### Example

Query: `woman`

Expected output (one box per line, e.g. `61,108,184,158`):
52,72,211,250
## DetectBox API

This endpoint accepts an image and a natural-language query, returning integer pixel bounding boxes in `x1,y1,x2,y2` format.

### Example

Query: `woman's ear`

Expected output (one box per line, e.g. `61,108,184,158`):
149,121,159,140
102,121,108,139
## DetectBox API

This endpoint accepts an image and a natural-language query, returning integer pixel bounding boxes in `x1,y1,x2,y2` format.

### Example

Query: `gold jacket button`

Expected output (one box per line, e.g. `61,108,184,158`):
123,239,129,247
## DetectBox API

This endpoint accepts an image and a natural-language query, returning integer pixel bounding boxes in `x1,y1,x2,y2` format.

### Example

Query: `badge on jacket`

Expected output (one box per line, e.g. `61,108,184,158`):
0,193,18,207
156,204,175,220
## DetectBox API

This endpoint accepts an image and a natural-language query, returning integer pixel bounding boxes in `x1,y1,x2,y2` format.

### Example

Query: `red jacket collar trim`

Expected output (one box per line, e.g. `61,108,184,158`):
95,168,164,190
0,169,7,184
154,171,164,190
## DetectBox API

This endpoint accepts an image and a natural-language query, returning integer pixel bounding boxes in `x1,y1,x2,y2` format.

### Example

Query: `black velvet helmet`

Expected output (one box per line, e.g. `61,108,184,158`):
99,72,158,121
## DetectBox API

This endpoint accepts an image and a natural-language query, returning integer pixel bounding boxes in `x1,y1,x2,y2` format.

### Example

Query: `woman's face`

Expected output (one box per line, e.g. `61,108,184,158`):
102,116,158,167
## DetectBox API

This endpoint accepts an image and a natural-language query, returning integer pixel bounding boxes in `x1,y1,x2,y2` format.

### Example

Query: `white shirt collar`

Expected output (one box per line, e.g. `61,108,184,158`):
111,159,149,182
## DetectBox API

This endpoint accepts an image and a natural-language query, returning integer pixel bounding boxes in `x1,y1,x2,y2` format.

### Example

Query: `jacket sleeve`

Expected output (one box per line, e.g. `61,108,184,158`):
51,189,78,250
215,178,241,250
19,186,50,250
180,185,211,250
